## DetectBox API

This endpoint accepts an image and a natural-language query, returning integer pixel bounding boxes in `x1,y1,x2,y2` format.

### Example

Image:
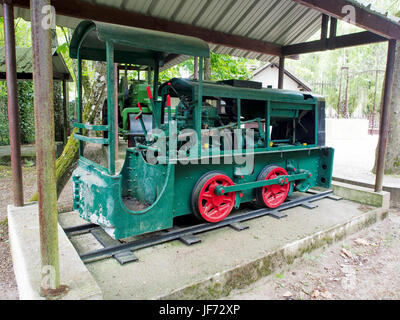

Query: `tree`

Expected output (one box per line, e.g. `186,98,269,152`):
159,52,256,82
372,6,400,175
381,41,400,174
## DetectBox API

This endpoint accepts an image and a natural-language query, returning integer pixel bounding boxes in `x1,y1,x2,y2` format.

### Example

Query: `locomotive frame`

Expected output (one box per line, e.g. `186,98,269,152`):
70,20,334,240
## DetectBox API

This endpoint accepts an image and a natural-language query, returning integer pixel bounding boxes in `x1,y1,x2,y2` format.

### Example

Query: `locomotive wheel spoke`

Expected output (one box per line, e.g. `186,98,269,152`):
202,192,213,199
194,172,236,223
221,196,233,203
258,166,290,209
209,208,220,217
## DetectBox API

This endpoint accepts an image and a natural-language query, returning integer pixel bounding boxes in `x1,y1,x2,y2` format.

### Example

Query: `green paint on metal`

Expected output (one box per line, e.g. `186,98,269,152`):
106,41,116,175
69,20,209,65
215,172,309,195
69,21,335,239
73,123,108,131
73,133,108,145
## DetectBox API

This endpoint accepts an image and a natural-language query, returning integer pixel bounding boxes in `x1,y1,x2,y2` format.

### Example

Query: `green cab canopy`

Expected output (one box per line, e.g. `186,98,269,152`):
70,20,210,67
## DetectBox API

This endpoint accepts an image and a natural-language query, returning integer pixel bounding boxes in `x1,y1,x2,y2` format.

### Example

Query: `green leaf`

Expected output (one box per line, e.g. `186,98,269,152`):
56,42,69,55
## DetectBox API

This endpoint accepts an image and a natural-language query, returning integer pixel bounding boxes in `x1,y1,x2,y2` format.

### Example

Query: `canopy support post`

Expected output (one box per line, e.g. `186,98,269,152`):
278,56,285,89
31,0,66,297
3,0,24,207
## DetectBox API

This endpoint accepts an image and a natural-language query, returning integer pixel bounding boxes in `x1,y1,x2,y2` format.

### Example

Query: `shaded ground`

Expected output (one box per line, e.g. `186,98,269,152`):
227,208,400,300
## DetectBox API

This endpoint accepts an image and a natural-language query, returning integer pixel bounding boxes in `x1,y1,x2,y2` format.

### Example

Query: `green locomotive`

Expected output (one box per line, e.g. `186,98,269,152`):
70,20,334,239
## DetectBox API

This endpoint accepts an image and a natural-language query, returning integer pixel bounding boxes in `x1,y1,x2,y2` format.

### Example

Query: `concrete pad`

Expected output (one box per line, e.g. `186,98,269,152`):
333,176,400,208
332,181,390,208
7,203,102,300
58,187,389,300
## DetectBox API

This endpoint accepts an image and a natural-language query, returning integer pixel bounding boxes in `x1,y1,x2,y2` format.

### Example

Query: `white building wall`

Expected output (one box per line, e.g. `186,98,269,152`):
252,66,306,91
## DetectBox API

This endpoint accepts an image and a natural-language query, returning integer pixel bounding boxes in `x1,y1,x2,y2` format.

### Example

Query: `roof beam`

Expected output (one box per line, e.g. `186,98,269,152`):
282,31,387,56
291,0,400,40
10,0,282,56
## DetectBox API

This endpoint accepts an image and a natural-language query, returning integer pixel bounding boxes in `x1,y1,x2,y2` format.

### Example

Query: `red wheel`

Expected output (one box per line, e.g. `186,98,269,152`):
191,172,236,223
255,165,290,209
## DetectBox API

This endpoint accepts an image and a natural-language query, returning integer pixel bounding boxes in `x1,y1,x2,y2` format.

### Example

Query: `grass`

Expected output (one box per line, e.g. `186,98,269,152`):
0,217,7,226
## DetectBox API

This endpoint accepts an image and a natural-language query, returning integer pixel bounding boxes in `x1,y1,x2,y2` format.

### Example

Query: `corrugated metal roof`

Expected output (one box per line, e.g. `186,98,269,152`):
3,0,323,66
0,47,72,80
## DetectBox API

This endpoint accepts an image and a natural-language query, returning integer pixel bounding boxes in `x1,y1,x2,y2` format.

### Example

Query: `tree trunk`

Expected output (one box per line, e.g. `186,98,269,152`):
373,41,400,175
29,61,107,201
204,57,211,81
383,40,400,174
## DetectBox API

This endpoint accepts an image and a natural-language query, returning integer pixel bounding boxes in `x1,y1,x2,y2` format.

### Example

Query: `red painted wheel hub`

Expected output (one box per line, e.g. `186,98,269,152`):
198,174,235,223
262,167,290,208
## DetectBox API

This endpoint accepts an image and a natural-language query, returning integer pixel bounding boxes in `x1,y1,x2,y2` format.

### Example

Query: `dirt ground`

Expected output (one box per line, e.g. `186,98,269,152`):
227,208,400,300
0,163,399,300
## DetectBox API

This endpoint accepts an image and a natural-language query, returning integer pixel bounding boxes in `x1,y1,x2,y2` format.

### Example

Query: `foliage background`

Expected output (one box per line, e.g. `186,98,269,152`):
0,17,35,145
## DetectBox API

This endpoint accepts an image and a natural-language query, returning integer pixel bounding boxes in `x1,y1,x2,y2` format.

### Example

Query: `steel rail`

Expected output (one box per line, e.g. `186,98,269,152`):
75,190,334,263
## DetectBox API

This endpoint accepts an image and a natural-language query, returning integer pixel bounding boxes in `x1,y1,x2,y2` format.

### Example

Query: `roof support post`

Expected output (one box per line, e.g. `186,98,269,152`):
329,17,337,50
278,56,285,89
375,40,397,192
320,14,329,40
2,0,24,207
30,0,65,296
153,57,159,101
290,0,400,40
